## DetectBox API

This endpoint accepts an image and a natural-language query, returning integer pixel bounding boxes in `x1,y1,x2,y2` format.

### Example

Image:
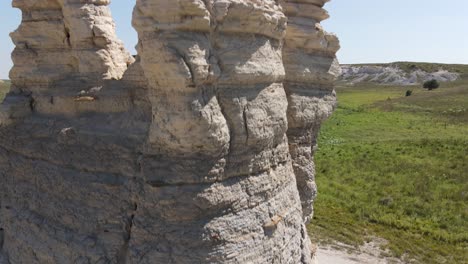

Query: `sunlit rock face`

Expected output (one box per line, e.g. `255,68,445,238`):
6,0,135,118
0,0,339,263
10,0,133,84
281,0,340,224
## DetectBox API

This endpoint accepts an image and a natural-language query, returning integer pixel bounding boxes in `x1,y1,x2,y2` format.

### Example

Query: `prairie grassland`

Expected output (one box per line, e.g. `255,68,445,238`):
309,80,468,263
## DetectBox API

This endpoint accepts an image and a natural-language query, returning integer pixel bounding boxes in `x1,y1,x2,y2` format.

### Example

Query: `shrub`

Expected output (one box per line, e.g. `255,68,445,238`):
423,79,440,90
406,90,413,97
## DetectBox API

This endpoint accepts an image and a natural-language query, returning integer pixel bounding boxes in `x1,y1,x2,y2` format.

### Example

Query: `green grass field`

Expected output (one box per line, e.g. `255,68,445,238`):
308,80,468,263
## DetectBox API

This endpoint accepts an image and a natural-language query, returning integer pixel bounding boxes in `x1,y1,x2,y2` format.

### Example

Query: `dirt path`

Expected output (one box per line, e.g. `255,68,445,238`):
315,240,406,264
317,247,390,264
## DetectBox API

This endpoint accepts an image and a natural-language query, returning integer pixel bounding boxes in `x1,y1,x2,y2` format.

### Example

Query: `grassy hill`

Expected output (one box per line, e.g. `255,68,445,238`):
345,62,468,78
309,78,468,263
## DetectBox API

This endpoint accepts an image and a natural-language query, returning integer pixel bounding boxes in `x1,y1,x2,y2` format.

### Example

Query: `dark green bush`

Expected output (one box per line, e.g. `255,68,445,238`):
423,79,440,90
406,90,413,97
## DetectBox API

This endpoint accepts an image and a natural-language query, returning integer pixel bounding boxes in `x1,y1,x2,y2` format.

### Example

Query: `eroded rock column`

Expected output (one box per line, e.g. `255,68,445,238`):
281,0,341,223
0,1,143,263
0,0,340,263
10,0,132,88
132,0,313,262
5,0,133,118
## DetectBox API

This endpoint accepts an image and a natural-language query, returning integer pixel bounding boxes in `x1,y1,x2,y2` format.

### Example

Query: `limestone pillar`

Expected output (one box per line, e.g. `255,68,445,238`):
131,0,312,262
281,0,341,223
0,0,340,263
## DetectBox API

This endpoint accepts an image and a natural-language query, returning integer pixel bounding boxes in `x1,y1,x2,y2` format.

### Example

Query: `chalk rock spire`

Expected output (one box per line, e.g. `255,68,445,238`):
0,0,339,263
10,0,133,89
281,0,341,223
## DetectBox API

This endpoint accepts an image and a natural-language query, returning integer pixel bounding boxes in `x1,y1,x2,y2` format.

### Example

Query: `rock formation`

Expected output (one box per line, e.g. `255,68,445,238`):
281,0,340,223
10,0,132,86
0,0,339,263
340,64,460,86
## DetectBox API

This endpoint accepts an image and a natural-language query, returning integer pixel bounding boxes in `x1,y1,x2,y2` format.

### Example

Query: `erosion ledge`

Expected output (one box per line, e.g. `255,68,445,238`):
0,0,339,263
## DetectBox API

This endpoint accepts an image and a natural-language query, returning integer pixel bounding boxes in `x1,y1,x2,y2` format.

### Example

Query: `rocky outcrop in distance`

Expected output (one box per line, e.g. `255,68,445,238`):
0,0,339,263
340,63,460,86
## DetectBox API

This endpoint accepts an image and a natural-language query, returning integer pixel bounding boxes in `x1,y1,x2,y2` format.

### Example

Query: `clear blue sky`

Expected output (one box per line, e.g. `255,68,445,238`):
1,0,468,79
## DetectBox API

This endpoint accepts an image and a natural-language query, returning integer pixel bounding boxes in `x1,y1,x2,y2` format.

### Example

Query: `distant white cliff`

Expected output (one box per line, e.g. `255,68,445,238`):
339,64,460,85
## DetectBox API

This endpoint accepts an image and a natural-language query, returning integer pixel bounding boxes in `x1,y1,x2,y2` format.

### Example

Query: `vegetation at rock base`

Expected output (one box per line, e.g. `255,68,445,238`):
308,78,468,263
0,80,9,100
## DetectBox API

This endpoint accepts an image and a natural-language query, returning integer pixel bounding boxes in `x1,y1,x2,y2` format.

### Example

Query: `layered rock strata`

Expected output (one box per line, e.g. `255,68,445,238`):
11,0,133,85
281,0,340,223
7,0,133,118
0,0,339,263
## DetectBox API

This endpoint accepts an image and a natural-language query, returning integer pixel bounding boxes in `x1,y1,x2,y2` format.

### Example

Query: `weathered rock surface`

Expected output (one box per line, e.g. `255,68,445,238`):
281,0,340,223
0,0,339,263
340,64,460,85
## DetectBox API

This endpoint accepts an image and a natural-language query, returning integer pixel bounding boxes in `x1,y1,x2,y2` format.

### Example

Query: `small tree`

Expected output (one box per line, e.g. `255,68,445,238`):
423,79,440,90
406,90,413,97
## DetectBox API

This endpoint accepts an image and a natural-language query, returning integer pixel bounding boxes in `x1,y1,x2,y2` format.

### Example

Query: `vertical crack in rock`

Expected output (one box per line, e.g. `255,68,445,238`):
117,202,138,264
0,227,4,249
204,0,234,170
64,26,71,48
242,106,250,144
0,0,339,263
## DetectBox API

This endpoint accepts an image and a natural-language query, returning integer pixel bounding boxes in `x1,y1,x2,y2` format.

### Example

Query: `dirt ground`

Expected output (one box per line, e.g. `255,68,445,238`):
315,240,406,264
